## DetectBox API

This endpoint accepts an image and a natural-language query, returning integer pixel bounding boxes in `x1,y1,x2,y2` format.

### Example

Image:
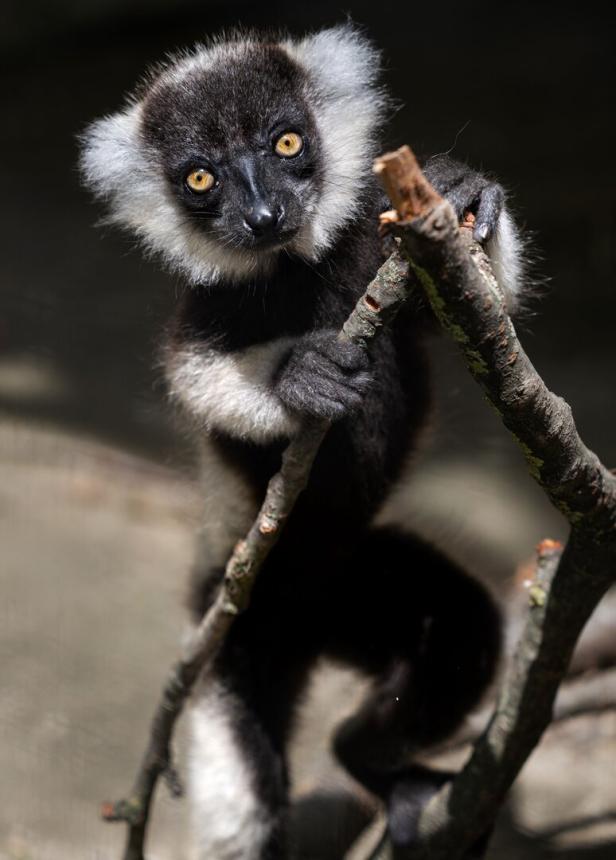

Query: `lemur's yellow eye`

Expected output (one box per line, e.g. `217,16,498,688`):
186,168,215,193
274,132,303,158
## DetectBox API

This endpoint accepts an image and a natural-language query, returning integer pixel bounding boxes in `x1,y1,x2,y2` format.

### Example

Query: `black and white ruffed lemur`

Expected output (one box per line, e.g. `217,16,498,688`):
81,25,527,860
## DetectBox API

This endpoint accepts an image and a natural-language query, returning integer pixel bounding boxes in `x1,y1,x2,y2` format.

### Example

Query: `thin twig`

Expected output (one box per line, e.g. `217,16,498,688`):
102,251,412,858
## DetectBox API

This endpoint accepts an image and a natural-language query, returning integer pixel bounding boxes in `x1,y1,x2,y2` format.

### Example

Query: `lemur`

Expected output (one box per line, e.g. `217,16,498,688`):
81,25,526,860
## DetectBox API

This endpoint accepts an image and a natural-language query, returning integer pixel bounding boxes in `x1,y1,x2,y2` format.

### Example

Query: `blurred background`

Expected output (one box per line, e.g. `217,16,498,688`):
1,2,614,858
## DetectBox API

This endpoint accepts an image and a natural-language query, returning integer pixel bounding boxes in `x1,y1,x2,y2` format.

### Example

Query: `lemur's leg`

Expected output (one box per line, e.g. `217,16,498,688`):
188,572,317,860
327,527,501,856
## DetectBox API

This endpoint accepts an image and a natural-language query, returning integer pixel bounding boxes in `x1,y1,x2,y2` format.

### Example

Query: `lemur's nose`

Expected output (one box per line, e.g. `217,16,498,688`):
243,204,281,236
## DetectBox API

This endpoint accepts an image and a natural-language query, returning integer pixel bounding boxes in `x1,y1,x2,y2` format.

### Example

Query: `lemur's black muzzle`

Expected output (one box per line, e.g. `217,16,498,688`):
235,155,285,240
243,203,282,236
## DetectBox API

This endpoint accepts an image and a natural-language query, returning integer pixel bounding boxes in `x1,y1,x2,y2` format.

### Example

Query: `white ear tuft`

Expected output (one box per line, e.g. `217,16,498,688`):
79,105,145,202
292,23,382,102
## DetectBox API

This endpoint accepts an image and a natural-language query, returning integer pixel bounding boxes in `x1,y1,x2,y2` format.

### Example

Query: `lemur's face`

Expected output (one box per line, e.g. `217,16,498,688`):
142,46,322,256
81,27,386,284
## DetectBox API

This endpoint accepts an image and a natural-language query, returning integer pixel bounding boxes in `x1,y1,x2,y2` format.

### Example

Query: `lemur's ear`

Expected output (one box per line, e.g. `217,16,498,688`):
80,103,184,269
79,98,262,285
288,24,383,103
79,105,147,213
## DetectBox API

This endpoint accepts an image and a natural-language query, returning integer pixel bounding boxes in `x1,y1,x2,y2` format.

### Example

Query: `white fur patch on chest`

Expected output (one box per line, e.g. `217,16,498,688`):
168,337,301,443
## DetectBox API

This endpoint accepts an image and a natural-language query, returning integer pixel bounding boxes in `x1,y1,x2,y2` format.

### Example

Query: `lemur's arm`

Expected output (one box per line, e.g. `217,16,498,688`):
166,328,373,441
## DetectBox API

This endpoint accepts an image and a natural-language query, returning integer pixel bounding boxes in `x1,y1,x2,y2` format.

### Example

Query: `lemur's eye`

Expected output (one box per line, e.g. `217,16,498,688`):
274,132,303,158
185,168,215,193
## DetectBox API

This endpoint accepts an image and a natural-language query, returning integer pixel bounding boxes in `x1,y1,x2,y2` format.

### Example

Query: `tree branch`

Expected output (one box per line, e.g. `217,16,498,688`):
102,251,412,858
367,146,616,859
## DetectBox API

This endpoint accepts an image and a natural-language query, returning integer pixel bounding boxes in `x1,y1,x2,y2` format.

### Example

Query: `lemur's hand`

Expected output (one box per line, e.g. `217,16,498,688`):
275,330,372,421
422,154,504,243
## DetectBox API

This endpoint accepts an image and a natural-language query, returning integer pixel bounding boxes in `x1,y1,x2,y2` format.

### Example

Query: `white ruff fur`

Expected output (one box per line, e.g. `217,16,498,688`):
80,25,385,284
167,337,300,443
189,684,273,860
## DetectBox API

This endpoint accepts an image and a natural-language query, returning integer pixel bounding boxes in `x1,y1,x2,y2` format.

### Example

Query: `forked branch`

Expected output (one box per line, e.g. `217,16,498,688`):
362,146,616,859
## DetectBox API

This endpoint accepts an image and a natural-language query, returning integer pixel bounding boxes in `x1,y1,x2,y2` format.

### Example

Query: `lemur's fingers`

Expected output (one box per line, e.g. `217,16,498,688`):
472,183,504,243
306,392,363,421
276,329,373,420
288,361,369,417
308,330,370,372
303,351,372,393
281,380,365,420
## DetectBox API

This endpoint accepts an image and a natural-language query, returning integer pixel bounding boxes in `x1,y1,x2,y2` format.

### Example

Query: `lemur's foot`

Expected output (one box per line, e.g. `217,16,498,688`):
387,766,493,860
